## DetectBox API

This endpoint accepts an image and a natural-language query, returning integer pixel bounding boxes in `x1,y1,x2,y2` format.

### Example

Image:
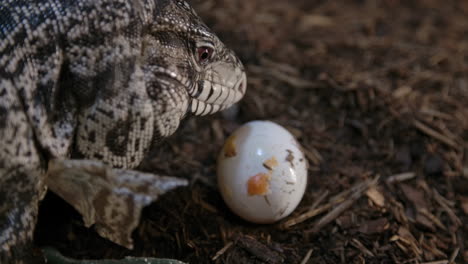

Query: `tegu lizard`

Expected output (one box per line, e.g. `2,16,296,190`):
0,0,246,263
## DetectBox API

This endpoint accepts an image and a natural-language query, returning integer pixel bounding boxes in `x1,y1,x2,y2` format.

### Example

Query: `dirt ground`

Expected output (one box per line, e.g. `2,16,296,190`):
35,0,468,263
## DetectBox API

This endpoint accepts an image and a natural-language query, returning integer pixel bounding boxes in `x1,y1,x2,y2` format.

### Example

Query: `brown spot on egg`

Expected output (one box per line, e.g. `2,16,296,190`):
224,135,237,157
285,149,295,167
247,172,271,196
263,156,279,170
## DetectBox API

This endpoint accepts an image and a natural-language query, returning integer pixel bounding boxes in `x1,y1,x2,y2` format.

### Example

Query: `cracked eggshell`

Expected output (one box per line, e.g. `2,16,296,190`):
217,120,308,223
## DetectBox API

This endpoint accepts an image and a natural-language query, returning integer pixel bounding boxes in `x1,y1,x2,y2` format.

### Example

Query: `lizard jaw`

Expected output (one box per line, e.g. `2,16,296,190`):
189,68,247,116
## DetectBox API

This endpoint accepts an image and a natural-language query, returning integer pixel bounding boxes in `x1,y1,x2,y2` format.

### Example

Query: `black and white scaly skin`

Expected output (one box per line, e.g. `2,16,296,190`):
0,0,246,262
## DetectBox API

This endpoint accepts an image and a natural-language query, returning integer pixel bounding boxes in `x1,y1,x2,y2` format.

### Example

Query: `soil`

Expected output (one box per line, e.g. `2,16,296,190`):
35,0,468,263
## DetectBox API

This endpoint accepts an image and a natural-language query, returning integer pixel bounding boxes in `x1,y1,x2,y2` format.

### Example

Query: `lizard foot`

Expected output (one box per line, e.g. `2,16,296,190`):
43,247,187,264
46,159,188,249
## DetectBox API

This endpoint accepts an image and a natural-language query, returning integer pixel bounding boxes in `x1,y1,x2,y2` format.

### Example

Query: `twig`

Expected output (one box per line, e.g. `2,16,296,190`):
432,189,462,227
412,119,457,148
330,177,374,203
350,239,375,257
280,189,330,229
212,242,234,261
300,249,314,264
418,208,446,230
281,203,332,229
448,247,460,264
302,145,324,166
386,172,416,184
419,108,453,121
309,190,329,211
249,65,321,89
306,176,379,234
307,197,355,234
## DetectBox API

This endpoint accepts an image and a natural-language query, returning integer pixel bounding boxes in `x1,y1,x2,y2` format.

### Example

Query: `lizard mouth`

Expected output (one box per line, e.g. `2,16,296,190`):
189,67,247,116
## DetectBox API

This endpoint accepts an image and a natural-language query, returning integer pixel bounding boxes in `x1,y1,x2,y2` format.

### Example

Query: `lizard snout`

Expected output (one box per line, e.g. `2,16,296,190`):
189,56,247,116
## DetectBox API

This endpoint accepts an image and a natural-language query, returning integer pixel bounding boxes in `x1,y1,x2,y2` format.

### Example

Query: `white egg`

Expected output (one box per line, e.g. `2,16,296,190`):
217,120,308,223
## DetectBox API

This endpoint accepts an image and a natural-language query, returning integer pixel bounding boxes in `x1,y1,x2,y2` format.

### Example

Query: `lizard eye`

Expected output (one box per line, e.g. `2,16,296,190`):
197,46,214,63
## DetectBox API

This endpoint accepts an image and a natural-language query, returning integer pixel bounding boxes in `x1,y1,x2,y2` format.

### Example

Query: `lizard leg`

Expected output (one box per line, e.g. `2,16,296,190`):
46,159,188,250
0,167,46,264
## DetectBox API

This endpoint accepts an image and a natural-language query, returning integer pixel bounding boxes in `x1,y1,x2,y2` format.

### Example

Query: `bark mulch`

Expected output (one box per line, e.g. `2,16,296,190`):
36,0,468,263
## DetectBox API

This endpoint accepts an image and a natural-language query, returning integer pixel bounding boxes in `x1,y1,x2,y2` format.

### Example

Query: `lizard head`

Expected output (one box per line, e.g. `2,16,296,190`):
142,0,247,137
75,0,246,169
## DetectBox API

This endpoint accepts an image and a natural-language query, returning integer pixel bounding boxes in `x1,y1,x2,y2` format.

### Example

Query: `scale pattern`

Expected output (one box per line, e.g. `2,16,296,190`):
0,0,246,262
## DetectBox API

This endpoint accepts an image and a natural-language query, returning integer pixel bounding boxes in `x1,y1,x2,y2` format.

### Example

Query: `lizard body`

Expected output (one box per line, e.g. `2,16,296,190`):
0,0,246,263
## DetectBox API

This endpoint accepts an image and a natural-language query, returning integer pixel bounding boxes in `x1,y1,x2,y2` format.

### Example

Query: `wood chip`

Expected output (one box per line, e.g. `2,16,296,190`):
280,190,329,229
393,85,413,98
386,172,416,183
249,64,321,89
418,208,446,231
306,176,379,234
448,247,460,264
300,249,314,264
300,14,334,29
281,202,332,229
212,241,233,261
461,197,468,215
302,144,323,166
395,227,423,256
358,218,389,235
412,119,458,149
309,190,329,211
432,189,462,227
400,183,429,210
422,239,447,259
420,107,453,120
350,238,375,257
192,189,218,214
365,186,385,207
235,235,284,264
